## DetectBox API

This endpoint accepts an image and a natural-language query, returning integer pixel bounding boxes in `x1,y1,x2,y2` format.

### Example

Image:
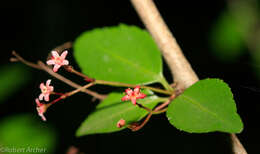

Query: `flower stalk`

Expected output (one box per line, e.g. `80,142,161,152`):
65,66,173,95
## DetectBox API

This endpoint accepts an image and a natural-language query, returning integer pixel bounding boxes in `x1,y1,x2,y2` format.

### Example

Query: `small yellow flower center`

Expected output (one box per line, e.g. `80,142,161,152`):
130,95,136,99
54,57,63,65
42,86,48,93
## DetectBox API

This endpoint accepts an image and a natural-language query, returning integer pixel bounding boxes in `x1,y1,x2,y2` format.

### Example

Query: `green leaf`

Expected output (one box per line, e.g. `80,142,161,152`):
0,114,56,153
0,64,31,103
76,91,164,136
74,24,164,85
166,79,243,133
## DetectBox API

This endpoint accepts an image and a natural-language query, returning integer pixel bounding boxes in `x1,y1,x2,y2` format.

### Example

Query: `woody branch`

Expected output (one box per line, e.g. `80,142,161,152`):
130,0,247,154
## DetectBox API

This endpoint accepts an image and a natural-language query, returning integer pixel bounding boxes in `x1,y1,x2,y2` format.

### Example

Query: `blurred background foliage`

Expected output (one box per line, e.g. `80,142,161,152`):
0,64,31,103
0,114,56,154
209,0,260,76
0,0,259,153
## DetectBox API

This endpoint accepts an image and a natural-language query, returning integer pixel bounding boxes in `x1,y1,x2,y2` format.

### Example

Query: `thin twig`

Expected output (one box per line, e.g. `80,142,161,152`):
130,0,247,153
65,66,173,95
45,82,95,111
52,41,73,52
11,51,106,100
11,51,42,70
66,82,95,97
154,93,176,111
130,114,152,131
130,94,176,131
37,61,106,100
64,65,95,82
95,80,173,95
136,103,153,113
152,108,168,114
48,82,95,107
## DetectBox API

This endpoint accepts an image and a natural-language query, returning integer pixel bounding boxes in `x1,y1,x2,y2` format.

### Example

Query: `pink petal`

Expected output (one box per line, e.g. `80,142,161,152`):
125,88,133,95
35,98,41,106
44,94,50,102
46,79,51,86
134,86,140,94
48,86,54,92
121,95,130,101
62,60,69,65
137,93,146,99
61,50,68,59
131,98,137,105
51,51,59,58
39,113,46,121
46,59,55,65
40,83,45,89
38,106,44,113
53,64,61,72
39,93,44,101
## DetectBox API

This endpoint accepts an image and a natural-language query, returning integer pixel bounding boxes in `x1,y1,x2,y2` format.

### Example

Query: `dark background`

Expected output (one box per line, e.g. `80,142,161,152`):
0,0,259,153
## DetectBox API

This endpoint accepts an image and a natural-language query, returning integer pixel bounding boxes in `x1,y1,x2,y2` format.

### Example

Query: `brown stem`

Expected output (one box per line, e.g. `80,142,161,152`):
136,103,153,113
46,97,63,108
11,51,42,70
130,94,176,131
154,94,176,112
152,108,168,114
64,65,95,82
38,61,105,100
131,0,198,90
46,82,95,108
231,134,247,154
130,0,246,153
52,41,73,52
65,82,95,97
11,51,106,100
130,113,152,131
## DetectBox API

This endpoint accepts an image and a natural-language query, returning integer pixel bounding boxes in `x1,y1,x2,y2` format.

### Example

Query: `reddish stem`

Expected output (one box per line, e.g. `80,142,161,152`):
129,94,176,131
64,65,95,82
52,92,64,96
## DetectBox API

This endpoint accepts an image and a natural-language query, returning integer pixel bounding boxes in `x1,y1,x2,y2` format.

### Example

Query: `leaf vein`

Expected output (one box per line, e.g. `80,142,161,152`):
181,95,230,126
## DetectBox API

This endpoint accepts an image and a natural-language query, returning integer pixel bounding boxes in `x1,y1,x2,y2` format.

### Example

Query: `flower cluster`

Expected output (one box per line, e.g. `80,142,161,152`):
34,50,69,121
118,86,146,127
35,79,54,121
32,50,148,125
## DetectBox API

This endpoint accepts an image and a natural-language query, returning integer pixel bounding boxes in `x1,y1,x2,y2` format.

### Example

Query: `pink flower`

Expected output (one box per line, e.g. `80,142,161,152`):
47,50,69,72
35,98,47,121
121,86,146,105
39,79,54,102
117,119,126,128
